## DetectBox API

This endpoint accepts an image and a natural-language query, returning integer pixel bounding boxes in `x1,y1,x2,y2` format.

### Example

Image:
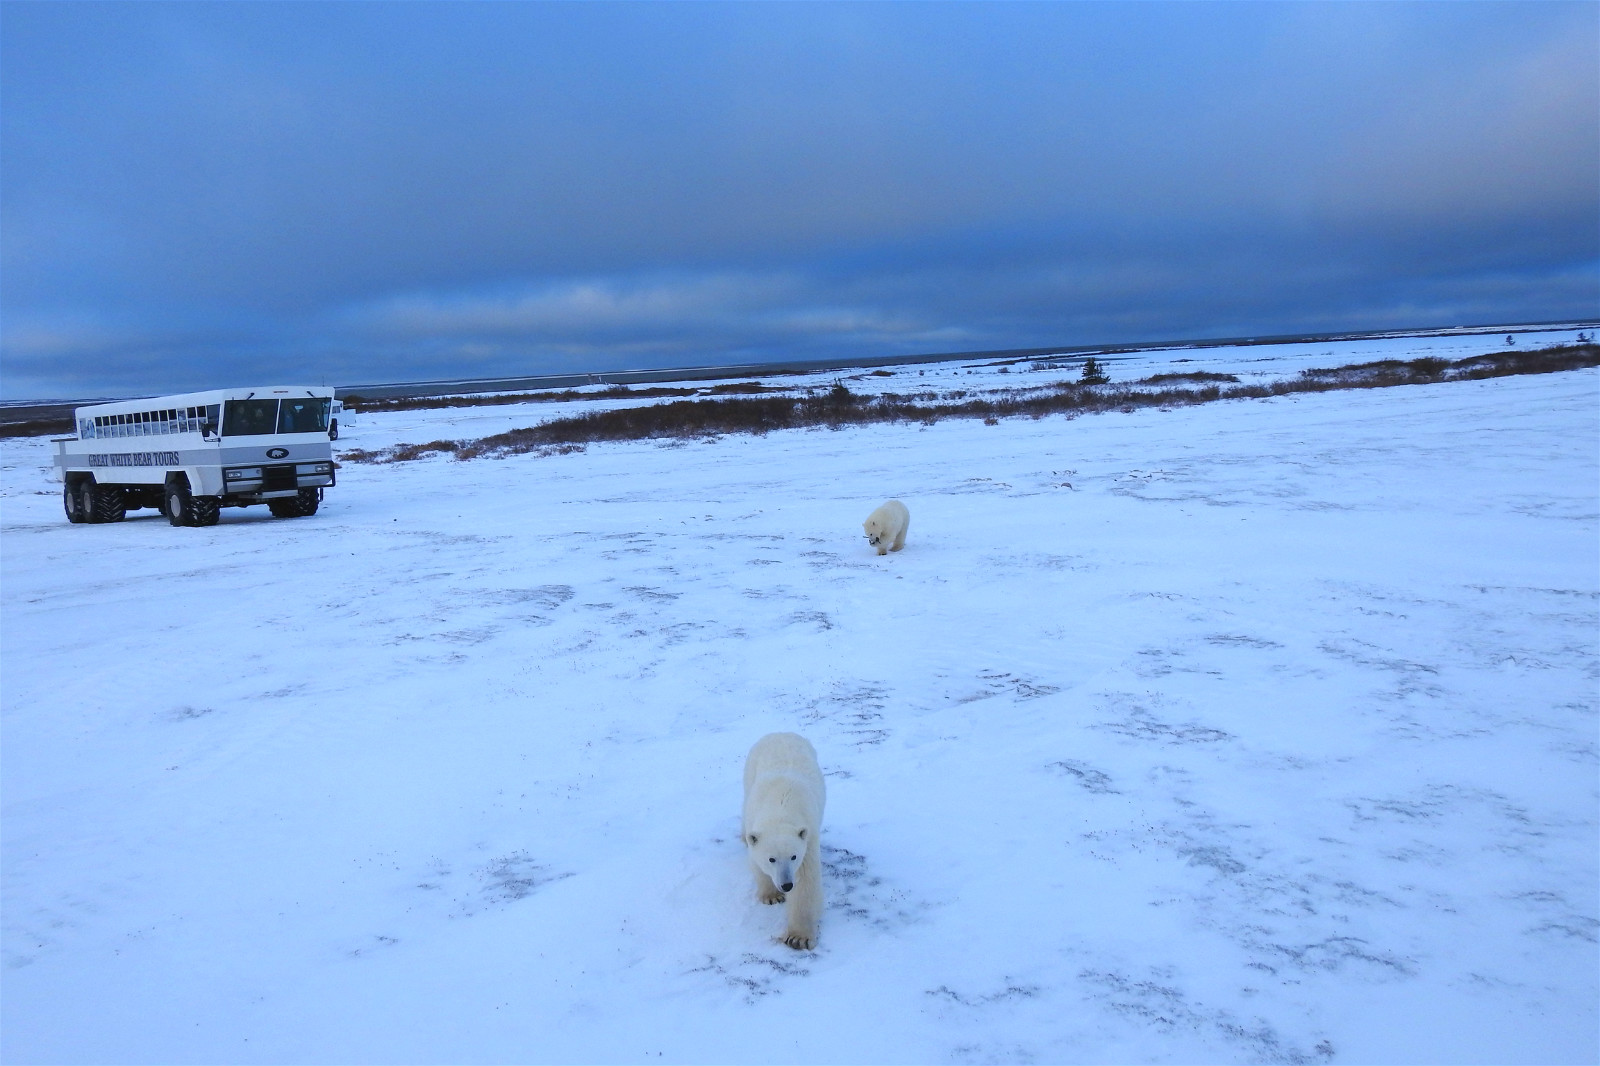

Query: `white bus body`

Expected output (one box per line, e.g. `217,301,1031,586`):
53,385,337,526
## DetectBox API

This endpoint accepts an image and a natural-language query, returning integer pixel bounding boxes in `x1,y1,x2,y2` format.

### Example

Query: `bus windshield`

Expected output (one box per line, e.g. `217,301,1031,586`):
221,397,330,436
223,400,279,436
278,397,330,433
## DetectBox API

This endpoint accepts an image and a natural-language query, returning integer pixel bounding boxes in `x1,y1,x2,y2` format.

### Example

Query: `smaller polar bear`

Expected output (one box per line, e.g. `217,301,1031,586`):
863,499,910,555
743,732,826,950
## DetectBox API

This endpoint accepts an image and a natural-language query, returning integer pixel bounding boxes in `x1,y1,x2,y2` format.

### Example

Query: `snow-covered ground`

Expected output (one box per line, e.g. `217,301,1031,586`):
3,334,1596,1064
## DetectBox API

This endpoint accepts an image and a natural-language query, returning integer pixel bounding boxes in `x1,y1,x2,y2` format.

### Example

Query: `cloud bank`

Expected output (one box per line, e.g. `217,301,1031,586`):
2,3,1595,398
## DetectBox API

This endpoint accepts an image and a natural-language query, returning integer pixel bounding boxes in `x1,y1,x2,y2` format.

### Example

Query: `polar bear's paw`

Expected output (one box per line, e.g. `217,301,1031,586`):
757,883,787,905
781,931,816,951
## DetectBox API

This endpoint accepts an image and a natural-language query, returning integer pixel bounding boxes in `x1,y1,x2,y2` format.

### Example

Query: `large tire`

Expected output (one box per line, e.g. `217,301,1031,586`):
89,484,126,523
165,481,193,527
190,496,220,527
269,488,319,518
64,482,87,523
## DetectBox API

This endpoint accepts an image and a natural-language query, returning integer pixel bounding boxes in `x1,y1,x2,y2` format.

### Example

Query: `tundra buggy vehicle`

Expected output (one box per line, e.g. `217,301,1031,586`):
54,386,337,526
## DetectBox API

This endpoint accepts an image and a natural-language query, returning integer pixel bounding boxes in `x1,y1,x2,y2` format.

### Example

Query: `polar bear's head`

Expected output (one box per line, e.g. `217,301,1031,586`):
863,519,887,549
747,825,808,893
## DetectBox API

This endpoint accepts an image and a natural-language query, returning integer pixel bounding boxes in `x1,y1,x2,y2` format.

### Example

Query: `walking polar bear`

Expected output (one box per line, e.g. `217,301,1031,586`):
863,499,910,555
743,732,826,950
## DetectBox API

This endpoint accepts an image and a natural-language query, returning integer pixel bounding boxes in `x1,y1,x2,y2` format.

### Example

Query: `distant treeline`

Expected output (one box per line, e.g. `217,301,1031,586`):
339,343,1599,464
339,380,788,413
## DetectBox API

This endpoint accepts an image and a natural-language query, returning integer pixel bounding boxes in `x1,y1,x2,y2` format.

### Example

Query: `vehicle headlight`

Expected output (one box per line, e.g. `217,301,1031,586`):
226,467,262,480
296,462,332,475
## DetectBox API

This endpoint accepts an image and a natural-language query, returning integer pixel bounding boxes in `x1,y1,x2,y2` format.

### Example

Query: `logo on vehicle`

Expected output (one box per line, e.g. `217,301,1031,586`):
266,448,289,459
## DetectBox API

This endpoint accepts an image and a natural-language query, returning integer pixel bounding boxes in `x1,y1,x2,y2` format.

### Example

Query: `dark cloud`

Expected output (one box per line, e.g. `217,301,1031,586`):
2,2,1595,398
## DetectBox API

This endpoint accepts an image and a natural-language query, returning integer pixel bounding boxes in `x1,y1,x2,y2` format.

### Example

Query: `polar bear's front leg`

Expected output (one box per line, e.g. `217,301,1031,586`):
752,862,786,904
780,839,823,950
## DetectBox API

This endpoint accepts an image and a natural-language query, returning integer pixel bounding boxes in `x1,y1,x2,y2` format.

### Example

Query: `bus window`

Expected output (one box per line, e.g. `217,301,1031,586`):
223,399,279,436
278,397,330,434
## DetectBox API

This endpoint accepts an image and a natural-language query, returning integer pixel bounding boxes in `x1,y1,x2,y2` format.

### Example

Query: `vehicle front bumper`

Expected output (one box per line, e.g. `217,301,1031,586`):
221,461,336,498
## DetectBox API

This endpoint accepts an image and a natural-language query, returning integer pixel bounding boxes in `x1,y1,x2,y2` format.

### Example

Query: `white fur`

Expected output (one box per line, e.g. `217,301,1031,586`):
742,732,826,950
863,499,910,556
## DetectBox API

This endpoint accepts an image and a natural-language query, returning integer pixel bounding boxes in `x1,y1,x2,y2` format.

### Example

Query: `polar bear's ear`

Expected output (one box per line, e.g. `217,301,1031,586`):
797,828,806,839
747,833,759,845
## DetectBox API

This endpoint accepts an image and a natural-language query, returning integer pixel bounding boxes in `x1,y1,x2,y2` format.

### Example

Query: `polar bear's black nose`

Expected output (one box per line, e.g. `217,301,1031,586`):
781,882,794,892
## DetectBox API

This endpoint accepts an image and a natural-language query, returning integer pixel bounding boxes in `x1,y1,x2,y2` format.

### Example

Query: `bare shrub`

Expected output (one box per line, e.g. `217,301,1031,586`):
703,382,775,395
388,440,460,463
1140,371,1240,385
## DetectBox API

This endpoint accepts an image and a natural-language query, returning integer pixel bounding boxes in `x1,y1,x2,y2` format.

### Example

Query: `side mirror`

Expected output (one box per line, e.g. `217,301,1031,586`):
201,422,219,440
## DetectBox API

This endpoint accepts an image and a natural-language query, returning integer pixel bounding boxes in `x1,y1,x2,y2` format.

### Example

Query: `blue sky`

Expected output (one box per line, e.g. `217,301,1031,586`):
2,2,1596,400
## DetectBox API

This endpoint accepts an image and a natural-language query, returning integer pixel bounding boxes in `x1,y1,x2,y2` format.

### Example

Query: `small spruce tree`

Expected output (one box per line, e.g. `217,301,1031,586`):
1079,357,1109,385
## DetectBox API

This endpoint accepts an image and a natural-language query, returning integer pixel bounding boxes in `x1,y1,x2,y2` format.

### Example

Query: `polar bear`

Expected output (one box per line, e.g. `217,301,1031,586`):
863,499,910,555
743,732,826,950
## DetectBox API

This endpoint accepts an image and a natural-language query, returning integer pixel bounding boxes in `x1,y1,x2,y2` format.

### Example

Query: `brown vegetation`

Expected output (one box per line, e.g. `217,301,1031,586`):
341,383,702,413
1139,371,1241,385
340,343,1598,463
339,379,786,413
0,415,74,437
